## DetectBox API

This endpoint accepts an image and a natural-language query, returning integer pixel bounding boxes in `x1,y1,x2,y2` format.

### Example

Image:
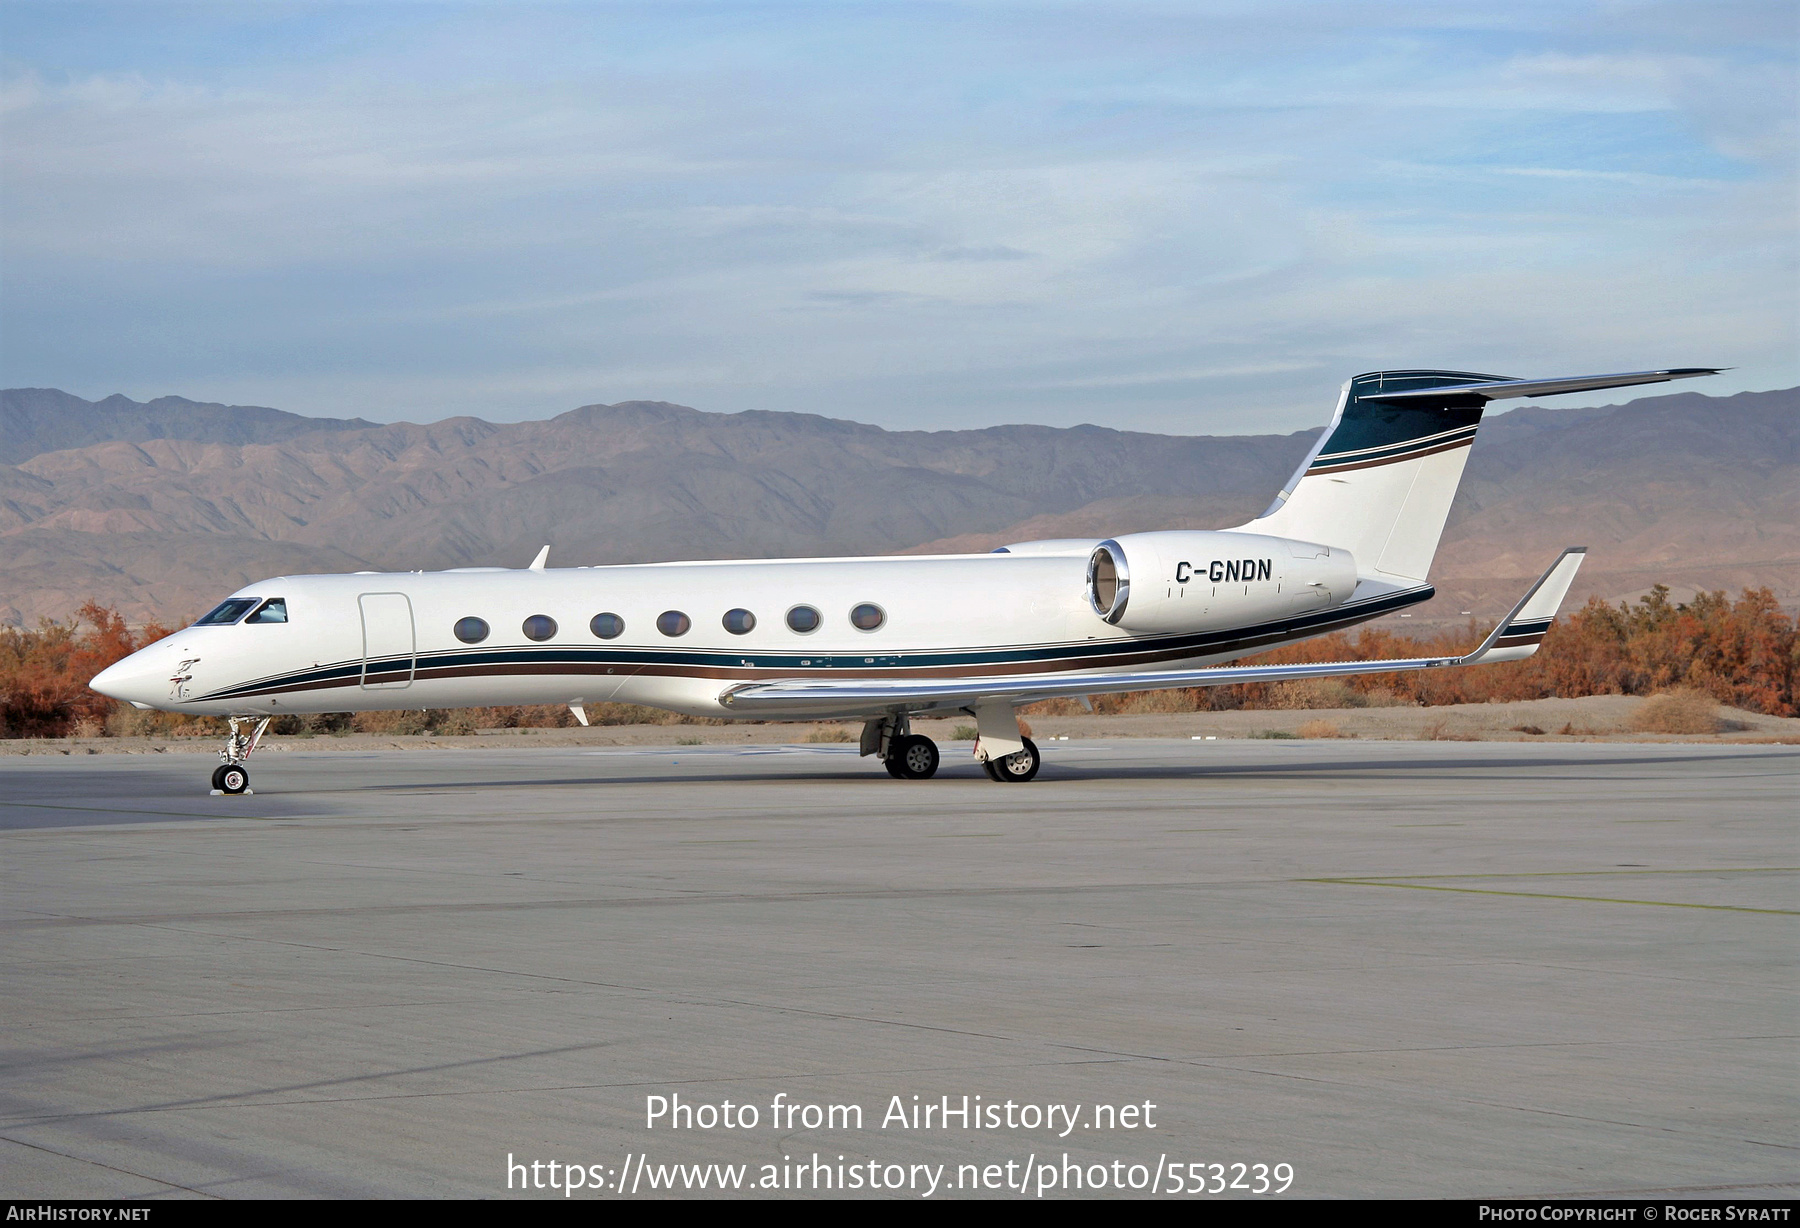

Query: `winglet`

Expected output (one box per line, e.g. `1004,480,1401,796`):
528,545,549,571
1462,547,1587,665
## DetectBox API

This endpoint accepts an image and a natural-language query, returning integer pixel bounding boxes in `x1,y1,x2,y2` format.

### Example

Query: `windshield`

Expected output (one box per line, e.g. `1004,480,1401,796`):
194,598,260,627
244,598,288,624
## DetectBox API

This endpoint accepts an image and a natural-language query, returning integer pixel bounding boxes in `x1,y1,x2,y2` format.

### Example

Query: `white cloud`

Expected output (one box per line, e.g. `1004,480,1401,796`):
0,1,1792,433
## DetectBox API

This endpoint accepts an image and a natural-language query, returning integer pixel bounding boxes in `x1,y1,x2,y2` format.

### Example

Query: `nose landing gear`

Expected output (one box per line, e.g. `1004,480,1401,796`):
211,716,270,795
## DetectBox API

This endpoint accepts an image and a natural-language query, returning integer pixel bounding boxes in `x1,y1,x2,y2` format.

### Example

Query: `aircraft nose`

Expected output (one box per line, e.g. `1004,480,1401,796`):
90,649,167,707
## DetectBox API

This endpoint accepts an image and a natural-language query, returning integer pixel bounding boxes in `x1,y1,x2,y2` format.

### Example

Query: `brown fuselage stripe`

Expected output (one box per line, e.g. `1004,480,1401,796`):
222,602,1414,700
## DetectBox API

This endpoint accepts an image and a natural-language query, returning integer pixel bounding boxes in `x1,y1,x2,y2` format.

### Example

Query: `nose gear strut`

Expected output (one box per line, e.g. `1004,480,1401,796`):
212,716,271,795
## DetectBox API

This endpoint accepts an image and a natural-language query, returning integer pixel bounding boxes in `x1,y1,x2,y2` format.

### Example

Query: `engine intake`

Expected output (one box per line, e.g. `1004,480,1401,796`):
1086,540,1131,624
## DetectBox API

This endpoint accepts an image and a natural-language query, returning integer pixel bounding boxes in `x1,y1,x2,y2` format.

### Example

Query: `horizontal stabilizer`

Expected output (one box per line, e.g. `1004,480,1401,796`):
1366,369,1721,405
718,549,1588,717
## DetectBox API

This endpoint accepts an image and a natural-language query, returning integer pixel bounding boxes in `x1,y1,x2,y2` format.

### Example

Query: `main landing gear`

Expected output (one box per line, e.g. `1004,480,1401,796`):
884,734,941,780
861,708,1042,782
981,737,1041,783
211,716,270,795
864,713,941,780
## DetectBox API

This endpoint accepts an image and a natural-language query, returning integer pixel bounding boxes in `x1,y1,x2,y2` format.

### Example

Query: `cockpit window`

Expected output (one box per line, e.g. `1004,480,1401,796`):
194,598,260,626
244,598,288,624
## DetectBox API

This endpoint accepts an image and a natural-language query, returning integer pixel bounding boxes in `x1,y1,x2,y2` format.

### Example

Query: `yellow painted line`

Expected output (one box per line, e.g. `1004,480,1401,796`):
1335,867,1799,881
1302,878,1798,916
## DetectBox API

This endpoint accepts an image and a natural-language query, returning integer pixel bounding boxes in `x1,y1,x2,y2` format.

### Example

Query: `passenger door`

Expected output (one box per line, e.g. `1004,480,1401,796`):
358,592,416,689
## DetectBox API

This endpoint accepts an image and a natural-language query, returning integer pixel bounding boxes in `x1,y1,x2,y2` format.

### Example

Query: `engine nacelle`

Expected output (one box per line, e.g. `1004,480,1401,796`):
1085,531,1357,634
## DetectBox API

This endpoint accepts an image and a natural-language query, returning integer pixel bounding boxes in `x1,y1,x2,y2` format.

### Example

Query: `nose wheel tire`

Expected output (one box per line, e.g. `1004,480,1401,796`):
212,764,250,795
887,735,940,780
987,737,1041,782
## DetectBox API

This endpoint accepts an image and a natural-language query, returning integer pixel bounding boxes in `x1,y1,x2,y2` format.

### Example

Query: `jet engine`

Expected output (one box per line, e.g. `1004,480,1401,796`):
1085,531,1357,634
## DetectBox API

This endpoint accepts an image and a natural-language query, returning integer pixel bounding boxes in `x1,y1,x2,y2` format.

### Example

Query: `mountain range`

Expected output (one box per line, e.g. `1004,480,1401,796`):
1,384,1793,629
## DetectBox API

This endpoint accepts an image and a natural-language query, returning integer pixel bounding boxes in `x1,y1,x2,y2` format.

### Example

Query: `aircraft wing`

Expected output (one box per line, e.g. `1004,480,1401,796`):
719,548,1586,716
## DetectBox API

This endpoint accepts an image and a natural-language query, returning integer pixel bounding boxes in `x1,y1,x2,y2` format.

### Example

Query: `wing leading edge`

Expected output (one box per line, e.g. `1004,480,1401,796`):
718,548,1587,717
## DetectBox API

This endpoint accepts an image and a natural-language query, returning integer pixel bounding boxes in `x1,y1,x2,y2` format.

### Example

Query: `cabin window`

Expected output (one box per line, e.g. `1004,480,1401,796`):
245,598,288,624
657,610,691,637
723,608,756,635
454,617,489,644
785,605,821,634
590,612,624,639
194,598,259,626
522,614,558,642
849,603,885,632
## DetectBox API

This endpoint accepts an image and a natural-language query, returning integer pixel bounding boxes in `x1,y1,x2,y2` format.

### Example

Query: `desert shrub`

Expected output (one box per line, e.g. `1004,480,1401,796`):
435,712,479,736
804,726,855,742
1419,720,1476,742
1294,718,1342,738
1511,724,1546,735
1,603,173,737
1629,689,1723,735
6,584,1791,738
1249,729,1296,739
951,725,979,740
1268,679,1367,710
353,710,432,735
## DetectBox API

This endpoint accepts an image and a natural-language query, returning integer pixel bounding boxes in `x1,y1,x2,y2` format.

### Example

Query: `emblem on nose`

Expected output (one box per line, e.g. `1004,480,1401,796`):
170,659,200,701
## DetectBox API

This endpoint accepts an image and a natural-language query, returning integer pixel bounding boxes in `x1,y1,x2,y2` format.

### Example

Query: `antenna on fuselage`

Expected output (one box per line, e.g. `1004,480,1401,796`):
527,545,549,571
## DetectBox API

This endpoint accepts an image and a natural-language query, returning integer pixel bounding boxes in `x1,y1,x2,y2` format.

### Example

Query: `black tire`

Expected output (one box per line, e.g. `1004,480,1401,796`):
982,757,1004,781
218,764,250,795
993,737,1041,782
883,751,907,778
891,735,940,780
210,764,229,791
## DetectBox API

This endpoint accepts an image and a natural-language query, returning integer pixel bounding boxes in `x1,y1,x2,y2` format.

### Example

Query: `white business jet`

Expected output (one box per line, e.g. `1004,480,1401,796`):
91,367,1717,793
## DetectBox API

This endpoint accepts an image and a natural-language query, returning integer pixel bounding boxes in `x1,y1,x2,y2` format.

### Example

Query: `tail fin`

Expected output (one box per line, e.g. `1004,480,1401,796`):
1245,367,1719,584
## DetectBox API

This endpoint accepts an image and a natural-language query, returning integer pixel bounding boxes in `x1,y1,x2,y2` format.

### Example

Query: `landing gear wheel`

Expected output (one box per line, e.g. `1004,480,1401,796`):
991,737,1041,782
216,764,250,795
890,735,940,780
982,757,1004,781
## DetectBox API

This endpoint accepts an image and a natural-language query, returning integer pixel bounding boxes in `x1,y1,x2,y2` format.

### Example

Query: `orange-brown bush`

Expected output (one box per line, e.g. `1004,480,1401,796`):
6,586,1794,737
0,603,177,737
1020,585,1796,719
1628,688,1724,735
1294,718,1343,739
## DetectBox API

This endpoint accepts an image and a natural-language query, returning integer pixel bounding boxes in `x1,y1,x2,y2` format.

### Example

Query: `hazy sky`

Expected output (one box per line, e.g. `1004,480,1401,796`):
3,1,1794,434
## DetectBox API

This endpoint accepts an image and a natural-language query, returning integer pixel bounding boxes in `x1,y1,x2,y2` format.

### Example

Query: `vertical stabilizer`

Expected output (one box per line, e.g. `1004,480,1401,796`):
1245,367,1720,584
1246,370,1503,583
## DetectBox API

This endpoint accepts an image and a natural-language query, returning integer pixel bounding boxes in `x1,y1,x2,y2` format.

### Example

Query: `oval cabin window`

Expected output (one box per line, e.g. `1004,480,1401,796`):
522,614,558,642
850,603,885,632
657,610,691,637
723,608,756,635
454,617,490,644
590,612,624,639
785,605,821,634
